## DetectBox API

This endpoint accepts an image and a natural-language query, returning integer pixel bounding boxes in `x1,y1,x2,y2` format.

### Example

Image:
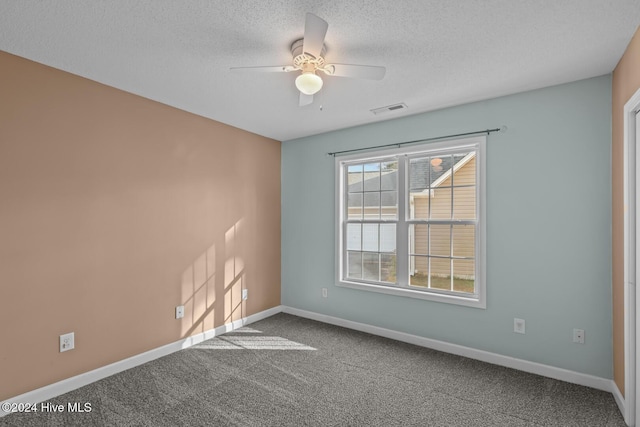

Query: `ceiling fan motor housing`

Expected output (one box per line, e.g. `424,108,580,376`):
291,38,326,69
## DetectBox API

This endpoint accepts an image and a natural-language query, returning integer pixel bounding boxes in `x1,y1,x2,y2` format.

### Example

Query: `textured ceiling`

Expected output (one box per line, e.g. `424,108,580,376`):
1,1,639,141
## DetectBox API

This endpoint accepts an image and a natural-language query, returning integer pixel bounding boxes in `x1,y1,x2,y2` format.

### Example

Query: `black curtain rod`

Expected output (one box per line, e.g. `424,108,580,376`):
327,126,507,157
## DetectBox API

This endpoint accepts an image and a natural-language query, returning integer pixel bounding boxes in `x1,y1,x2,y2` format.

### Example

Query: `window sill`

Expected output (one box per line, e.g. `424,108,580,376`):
336,280,486,309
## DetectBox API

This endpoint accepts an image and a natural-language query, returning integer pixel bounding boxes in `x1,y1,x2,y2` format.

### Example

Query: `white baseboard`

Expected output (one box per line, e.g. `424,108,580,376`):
0,305,283,417
281,306,615,393
611,382,629,426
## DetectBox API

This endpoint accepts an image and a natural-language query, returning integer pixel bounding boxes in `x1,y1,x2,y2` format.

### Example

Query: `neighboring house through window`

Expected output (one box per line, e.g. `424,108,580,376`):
336,136,486,308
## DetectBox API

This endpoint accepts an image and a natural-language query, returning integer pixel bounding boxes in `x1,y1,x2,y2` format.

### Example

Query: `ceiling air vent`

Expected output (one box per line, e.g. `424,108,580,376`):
371,103,408,115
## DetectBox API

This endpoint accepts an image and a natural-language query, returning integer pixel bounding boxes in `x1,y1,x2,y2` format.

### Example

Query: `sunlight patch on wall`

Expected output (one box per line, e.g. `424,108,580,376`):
179,218,248,338
224,220,245,324
180,241,218,336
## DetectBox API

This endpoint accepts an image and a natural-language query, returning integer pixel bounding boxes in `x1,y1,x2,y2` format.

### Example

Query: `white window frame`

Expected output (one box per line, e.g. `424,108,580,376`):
335,136,486,309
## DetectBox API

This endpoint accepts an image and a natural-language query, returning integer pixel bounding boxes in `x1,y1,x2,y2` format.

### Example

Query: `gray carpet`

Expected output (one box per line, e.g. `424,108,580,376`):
1,313,626,426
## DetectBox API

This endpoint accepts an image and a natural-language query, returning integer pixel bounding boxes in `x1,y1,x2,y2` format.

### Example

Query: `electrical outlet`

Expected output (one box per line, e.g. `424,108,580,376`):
573,328,585,344
322,288,328,298
59,332,75,352
513,318,526,334
242,289,248,300
175,305,184,319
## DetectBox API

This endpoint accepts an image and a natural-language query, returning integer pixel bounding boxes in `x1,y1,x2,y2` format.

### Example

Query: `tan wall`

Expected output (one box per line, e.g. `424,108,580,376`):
612,26,640,396
0,51,281,400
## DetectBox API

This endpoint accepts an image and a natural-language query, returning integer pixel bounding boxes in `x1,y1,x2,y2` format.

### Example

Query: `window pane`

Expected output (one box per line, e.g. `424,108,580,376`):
380,254,396,283
363,192,380,219
379,224,396,252
363,163,381,191
409,158,430,191
362,224,379,252
430,186,452,219
348,164,364,192
380,161,398,191
348,193,363,219
409,256,428,287
346,224,362,251
410,224,428,256
453,259,475,293
347,251,362,279
432,155,453,185
430,257,451,291
362,253,379,281
452,225,475,257
429,225,451,257
380,191,398,218
409,191,429,220
411,254,428,276
452,154,475,186
452,186,476,220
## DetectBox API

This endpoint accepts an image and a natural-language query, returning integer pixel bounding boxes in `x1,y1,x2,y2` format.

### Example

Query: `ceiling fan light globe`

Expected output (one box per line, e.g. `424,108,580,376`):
295,72,323,95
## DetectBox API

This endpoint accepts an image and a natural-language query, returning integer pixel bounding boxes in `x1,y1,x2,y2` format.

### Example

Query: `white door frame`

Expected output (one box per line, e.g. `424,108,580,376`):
623,88,640,426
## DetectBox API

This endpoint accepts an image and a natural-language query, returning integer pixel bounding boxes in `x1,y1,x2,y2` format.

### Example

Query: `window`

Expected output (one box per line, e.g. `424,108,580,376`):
336,136,486,308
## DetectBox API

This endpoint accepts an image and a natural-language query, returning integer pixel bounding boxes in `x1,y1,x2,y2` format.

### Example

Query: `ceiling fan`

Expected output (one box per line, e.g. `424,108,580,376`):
230,13,386,107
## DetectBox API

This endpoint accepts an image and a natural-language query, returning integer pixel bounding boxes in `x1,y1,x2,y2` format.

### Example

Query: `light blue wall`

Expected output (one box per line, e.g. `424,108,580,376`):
281,75,612,378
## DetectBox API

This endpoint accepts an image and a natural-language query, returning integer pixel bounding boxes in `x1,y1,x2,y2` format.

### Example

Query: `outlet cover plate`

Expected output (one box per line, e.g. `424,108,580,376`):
60,332,75,352
176,305,184,319
513,318,526,334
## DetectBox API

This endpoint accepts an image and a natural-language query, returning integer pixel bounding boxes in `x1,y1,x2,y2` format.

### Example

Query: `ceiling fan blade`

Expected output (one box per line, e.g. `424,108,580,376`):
230,65,296,73
299,92,314,107
302,13,328,58
323,64,386,80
